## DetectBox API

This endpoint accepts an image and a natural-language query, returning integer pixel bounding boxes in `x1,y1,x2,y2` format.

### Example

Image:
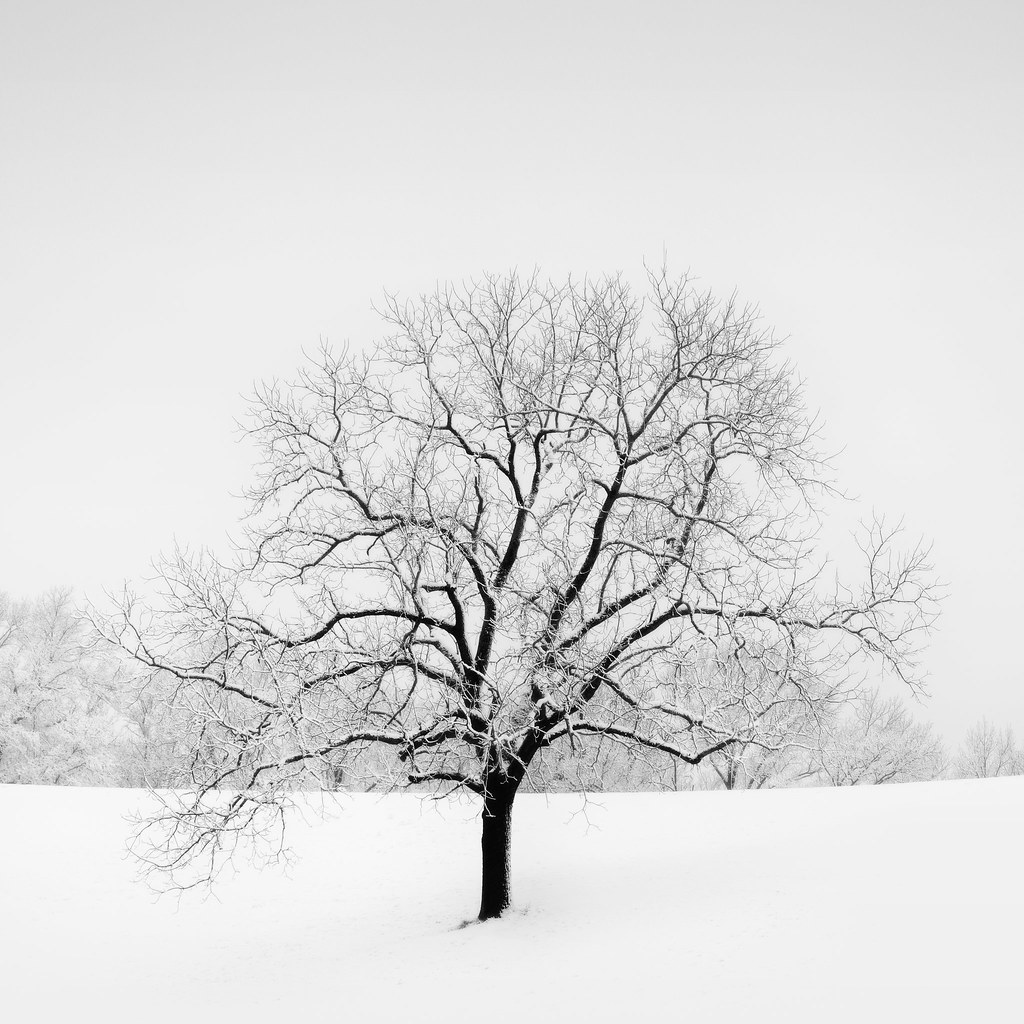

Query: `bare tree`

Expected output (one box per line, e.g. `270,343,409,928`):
101,269,936,918
676,645,844,791
805,687,946,786
954,718,1021,779
112,666,195,787
0,588,127,785
699,739,806,791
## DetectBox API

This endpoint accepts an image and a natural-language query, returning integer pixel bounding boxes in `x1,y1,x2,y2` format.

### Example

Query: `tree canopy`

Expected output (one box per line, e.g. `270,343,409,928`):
104,268,937,917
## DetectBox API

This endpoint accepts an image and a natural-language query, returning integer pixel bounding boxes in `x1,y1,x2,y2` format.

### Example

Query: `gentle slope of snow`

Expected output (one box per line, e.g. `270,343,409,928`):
2,780,1021,1022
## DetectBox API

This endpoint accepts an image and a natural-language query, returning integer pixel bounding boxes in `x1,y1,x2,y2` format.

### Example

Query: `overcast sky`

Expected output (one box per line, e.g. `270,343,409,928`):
2,1,1022,741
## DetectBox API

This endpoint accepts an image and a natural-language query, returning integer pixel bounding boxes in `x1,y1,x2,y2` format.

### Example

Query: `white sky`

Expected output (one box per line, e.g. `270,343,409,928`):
2,1,1022,741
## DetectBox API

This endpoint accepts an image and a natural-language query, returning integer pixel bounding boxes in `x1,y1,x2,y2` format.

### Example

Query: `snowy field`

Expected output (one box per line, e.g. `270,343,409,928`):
2,780,1022,1022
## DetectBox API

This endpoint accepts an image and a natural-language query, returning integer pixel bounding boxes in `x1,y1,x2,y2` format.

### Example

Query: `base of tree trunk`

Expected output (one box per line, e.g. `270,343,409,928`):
478,796,513,920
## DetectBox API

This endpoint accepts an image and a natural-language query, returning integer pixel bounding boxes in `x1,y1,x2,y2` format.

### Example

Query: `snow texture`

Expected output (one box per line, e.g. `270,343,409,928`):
2,780,1021,1022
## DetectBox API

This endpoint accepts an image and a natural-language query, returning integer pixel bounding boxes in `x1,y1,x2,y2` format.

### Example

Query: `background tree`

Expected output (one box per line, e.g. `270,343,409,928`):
675,646,841,791
0,588,128,784
113,665,195,788
697,737,807,791
804,687,946,786
954,718,1021,779
102,269,937,919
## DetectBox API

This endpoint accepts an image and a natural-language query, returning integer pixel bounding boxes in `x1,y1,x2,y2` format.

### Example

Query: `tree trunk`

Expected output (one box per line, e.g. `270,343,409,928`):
478,790,514,920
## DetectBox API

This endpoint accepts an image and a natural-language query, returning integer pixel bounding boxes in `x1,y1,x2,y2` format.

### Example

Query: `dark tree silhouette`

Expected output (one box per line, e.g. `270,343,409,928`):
103,268,936,919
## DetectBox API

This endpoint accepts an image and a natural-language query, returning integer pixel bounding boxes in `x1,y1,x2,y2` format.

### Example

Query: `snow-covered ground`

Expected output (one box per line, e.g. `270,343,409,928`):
2,780,1021,1022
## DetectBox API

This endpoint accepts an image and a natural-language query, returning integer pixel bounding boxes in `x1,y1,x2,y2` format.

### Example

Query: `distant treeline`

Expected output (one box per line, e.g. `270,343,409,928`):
1,589,1020,790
